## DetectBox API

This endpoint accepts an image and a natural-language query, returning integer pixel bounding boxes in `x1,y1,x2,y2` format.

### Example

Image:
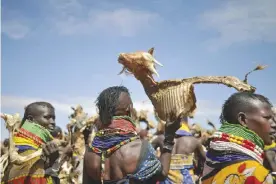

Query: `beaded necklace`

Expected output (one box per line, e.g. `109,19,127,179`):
219,122,264,148
14,120,53,151
211,132,264,163
90,116,139,184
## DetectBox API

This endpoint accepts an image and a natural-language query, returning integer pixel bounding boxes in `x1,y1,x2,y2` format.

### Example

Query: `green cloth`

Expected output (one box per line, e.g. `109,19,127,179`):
220,121,264,149
21,120,53,142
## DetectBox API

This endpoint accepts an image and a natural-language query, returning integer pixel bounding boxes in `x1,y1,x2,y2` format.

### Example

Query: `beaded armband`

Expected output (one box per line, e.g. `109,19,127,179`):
164,134,175,143
163,143,174,153
163,134,175,153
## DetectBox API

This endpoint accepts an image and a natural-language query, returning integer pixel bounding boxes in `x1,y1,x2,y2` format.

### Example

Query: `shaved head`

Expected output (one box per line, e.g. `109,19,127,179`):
23,102,56,131
220,92,272,124
220,92,275,145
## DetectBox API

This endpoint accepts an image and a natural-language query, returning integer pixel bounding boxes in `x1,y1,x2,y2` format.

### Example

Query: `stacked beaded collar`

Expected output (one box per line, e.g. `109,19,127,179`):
210,122,265,164
14,120,53,152
90,116,139,155
90,116,140,183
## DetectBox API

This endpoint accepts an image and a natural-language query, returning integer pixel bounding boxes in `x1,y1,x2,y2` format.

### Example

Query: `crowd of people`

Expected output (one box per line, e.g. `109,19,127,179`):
1,86,276,184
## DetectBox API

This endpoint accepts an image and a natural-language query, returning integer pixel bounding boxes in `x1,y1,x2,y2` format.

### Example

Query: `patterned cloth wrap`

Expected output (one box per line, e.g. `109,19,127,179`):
128,141,162,183
159,154,195,184
90,116,162,184
159,123,196,184
2,120,55,184
201,122,275,184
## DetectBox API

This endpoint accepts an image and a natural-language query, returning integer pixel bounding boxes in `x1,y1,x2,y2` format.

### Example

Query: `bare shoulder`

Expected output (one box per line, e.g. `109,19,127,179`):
178,136,199,143
83,139,143,176
83,148,100,168
115,139,142,173
118,139,142,161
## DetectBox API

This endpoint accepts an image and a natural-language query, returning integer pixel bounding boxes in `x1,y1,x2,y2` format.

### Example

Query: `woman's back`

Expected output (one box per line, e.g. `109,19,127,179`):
83,140,141,183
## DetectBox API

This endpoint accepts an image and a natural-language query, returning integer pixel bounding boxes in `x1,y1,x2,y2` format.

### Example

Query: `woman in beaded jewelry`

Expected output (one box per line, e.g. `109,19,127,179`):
201,92,276,184
2,102,61,184
83,86,181,184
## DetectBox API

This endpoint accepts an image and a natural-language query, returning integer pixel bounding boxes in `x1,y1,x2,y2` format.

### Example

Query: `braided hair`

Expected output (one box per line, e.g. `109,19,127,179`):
96,86,130,125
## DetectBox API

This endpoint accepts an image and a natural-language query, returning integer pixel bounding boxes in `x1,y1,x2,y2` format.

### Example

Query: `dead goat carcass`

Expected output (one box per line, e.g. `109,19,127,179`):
118,47,266,122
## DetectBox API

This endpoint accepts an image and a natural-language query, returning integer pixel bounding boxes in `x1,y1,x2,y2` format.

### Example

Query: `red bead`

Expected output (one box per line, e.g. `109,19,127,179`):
261,153,265,158
222,133,229,138
244,140,254,147
222,137,229,142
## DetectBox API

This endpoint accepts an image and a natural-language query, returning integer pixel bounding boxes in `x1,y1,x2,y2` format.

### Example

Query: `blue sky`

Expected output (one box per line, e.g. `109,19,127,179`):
1,0,276,140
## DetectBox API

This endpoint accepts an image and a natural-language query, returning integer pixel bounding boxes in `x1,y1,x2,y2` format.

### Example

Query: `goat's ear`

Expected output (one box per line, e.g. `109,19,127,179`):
148,47,154,55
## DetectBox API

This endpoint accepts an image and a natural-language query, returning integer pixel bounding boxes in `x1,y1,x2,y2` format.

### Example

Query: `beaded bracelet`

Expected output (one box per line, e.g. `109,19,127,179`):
164,134,175,143
163,143,174,152
163,137,175,152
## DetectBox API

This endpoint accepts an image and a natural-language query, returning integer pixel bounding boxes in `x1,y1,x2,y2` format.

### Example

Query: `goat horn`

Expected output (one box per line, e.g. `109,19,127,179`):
149,66,159,77
0,113,7,121
153,59,163,67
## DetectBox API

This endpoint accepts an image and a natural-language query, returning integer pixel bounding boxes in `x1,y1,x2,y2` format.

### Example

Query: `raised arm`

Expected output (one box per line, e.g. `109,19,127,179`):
158,116,181,180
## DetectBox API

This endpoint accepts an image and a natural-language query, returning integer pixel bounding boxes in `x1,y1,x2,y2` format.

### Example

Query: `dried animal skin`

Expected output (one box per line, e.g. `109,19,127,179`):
69,105,88,131
1,113,43,164
118,48,263,122
0,153,8,179
136,109,155,129
138,110,148,122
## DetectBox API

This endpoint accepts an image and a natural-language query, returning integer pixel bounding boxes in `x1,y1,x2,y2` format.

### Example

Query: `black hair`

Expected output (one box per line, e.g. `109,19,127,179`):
95,86,130,125
220,92,272,124
23,102,54,122
51,126,62,138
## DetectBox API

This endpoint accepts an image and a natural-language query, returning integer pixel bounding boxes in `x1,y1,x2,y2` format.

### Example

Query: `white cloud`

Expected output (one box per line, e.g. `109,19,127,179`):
2,19,30,40
49,0,160,37
200,0,276,50
1,95,154,116
1,95,221,119
1,7,31,40
1,95,72,114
